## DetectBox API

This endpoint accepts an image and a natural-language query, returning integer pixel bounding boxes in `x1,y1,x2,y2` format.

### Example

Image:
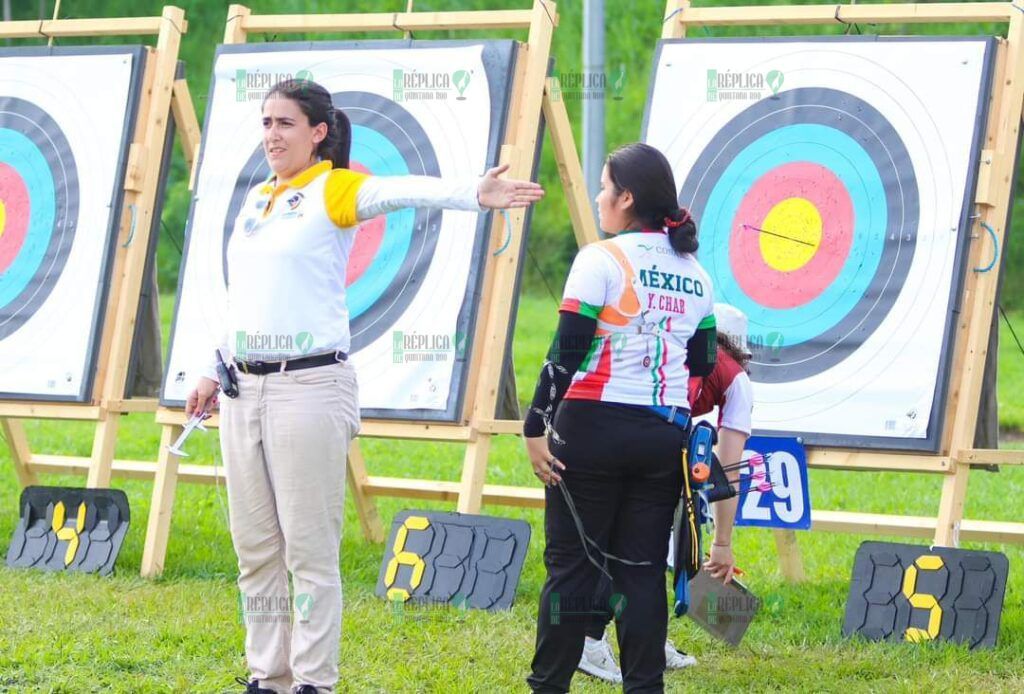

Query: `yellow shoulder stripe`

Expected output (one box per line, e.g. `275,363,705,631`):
324,168,370,228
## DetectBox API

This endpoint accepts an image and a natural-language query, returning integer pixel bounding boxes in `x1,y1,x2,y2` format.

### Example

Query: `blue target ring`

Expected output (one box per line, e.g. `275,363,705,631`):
679,87,919,382
0,129,56,305
0,98,78,340
223,92,441,352
345,124,413,319
703,123,887,345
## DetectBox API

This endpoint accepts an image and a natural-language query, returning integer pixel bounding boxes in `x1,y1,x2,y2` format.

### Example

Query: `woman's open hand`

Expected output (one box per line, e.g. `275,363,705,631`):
525,435,565,486
478,164,545,209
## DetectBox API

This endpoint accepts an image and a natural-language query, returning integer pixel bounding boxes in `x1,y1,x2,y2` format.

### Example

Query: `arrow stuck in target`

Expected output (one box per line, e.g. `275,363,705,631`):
741,223,816,248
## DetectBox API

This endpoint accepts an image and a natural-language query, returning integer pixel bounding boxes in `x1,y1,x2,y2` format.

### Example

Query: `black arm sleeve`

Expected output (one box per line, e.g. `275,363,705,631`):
523,311,598,437
686,325,717,378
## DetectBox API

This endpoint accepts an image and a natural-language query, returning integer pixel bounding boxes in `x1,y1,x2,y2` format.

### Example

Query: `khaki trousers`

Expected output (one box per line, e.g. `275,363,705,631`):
220,360,360,693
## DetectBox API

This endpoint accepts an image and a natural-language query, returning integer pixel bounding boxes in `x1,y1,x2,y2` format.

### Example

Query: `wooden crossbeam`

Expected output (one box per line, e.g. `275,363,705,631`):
0,17,183,40
813,510,1024,544
238,10,542,35
669,3,1014,29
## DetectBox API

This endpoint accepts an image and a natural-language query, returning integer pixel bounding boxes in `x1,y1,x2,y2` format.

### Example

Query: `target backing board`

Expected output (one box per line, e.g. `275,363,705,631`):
643,37,996,451
0,46,145,402
162,41,516,421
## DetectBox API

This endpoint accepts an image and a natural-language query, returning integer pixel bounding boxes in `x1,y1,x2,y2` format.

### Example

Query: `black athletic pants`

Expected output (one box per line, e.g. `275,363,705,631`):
527,399,685,694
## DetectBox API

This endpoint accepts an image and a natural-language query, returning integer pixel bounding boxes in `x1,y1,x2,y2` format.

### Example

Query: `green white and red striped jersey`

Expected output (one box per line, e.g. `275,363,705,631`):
560,230,715,407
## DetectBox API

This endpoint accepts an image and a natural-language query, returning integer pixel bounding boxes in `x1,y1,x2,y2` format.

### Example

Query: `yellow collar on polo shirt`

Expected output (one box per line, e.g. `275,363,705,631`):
259,160,333,196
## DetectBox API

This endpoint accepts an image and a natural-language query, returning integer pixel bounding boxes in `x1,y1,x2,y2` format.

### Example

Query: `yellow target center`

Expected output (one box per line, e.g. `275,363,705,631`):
758,198,822,272
0,199,6,240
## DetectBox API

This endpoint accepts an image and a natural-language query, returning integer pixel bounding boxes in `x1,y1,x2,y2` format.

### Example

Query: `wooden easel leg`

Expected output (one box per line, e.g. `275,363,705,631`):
346,439,384,542
86,413,120,488
141,424,182,578
171,77,202,192
542,81,600,247
773,529,806,583
934,462,971,547
1,418,37,487
456,434,491,514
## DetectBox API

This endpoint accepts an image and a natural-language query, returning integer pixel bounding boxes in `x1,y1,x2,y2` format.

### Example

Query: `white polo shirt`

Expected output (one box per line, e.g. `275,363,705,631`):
200,160,481,378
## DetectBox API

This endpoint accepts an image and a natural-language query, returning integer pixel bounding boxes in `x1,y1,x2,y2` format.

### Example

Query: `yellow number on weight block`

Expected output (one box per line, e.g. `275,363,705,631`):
902,554,944,642
385,515,430,602
51,501,87,567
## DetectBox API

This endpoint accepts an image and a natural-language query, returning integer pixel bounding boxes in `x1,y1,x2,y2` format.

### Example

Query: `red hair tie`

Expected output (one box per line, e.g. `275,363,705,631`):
663,208,692,229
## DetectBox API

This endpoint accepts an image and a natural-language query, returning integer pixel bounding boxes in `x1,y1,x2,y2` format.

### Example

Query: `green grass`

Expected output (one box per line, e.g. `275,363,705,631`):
2,293,1024,692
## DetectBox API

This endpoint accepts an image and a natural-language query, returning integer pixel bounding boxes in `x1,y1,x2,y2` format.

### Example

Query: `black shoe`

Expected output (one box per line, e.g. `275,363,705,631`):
294,687,318,694
235,677,276,694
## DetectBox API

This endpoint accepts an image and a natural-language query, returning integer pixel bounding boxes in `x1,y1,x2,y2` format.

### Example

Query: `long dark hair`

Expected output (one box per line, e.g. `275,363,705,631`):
265,78,351,169
718,333,751,373
606,142,697,254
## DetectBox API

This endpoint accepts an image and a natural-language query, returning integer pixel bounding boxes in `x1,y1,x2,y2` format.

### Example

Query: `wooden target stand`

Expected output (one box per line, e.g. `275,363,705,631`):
0,9,200,519
661,0,1024,582
140,0,602,578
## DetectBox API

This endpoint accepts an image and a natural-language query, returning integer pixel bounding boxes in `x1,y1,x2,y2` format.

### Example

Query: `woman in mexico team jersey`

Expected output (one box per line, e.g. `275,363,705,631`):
523,143,716,693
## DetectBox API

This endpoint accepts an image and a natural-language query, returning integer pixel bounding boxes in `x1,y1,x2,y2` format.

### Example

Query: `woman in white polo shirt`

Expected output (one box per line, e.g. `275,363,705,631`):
184,78,543,694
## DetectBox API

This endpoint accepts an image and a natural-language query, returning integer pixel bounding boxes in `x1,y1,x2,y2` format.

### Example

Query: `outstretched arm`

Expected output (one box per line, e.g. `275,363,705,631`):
353,163,544,222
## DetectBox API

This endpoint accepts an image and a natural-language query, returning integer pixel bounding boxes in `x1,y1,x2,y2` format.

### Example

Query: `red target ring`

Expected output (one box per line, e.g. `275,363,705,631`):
0,162,30,273
346,160,384,286
729,162,854,310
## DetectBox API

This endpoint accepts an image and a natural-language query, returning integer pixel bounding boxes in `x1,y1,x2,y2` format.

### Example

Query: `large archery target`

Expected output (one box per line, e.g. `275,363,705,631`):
0,98,78,339
0,48,142,401
163,42,516,421
644,38,995,449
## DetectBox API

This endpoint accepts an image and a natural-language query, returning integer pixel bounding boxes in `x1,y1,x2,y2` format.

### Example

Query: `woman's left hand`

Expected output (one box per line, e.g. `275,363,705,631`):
525,435,565,486
703,543,737,584
478,164,545,209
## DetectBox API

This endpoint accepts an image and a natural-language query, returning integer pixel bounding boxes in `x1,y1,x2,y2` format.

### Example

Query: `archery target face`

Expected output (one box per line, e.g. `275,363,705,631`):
644,38,994,448
0,49,142,401
163,42,515,420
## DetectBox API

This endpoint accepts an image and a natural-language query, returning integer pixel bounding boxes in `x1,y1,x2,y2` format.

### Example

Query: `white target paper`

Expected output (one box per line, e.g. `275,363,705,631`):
0,49,140,401
163,42,512,420
644,38,994,449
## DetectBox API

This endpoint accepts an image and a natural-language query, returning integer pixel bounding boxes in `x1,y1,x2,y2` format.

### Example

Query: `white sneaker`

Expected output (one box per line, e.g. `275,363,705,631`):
578,635,623,684
665,640,697,669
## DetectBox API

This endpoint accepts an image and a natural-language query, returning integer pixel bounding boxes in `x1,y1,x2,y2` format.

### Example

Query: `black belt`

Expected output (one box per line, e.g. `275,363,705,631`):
234,350,347,375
